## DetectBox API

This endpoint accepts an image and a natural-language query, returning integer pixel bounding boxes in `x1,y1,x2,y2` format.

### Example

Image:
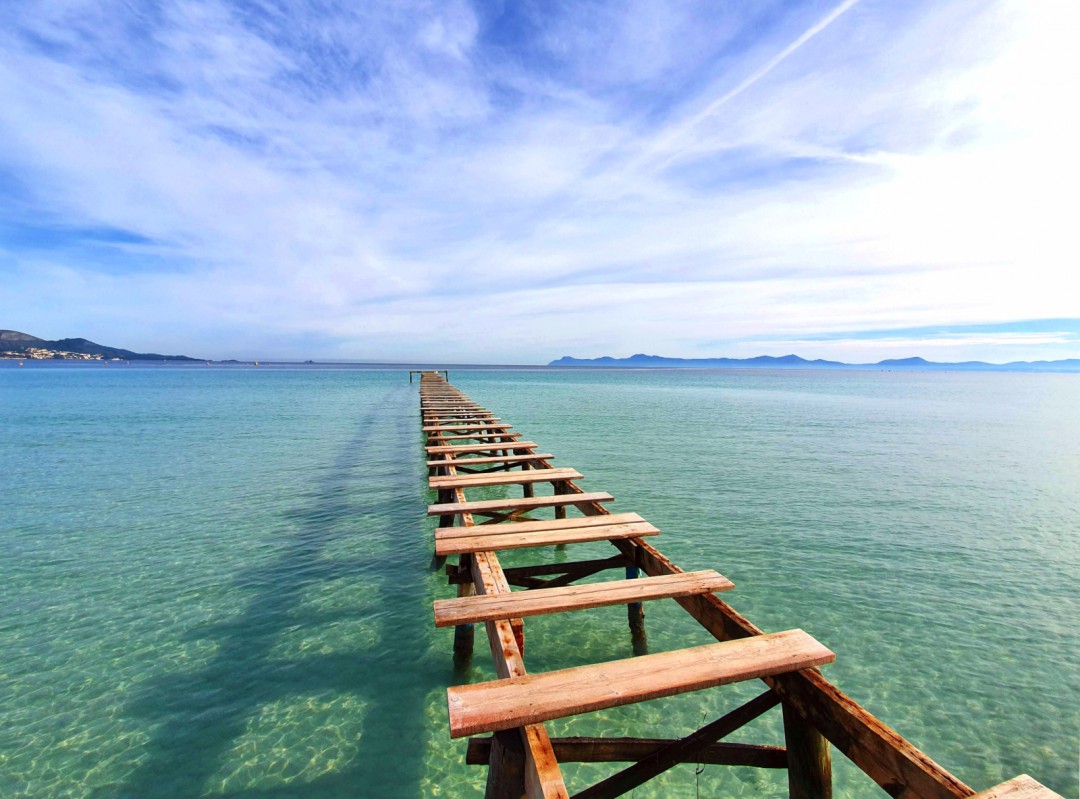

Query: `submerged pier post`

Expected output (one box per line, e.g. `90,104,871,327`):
484,730,525,799
625,565,647,647
783,702,832,799
453,554,476,661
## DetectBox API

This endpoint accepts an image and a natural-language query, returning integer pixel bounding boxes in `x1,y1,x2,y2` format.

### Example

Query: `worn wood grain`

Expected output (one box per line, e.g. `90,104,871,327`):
434,570,732,627
967,776,1066,799
430,467,583,491
428,491,614,517
435,520,657,556
436,513,646,539
447,630,835,738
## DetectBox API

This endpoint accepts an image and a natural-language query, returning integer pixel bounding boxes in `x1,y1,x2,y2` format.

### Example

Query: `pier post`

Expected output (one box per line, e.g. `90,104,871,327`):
553,480,567,520
453,555,476,661
625,565,647,647
783,702,832,799
484,730,526,799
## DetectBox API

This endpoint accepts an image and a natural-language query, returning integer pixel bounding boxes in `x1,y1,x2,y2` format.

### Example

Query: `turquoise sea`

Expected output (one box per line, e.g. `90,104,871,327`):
1,363,1076,799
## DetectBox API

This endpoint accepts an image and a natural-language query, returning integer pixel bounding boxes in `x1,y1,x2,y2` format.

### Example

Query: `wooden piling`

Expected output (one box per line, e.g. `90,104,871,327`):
454,554,477,660
624,565,646,645
485,730,527,799
784,702,832,799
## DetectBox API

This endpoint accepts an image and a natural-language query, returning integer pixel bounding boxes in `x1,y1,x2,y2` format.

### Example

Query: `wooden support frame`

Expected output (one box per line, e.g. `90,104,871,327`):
570,690,782,799
416,373,1061,799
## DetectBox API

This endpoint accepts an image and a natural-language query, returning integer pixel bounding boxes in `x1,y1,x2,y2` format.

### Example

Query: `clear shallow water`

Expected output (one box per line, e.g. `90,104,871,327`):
1,363,1076,798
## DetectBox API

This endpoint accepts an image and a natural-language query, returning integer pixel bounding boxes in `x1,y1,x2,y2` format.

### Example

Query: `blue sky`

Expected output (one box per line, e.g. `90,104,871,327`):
0,0,1076,363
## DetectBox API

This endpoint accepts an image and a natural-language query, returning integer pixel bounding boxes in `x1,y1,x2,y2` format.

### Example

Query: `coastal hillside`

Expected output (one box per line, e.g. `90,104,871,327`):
550,353,1080,373
0,329,198,361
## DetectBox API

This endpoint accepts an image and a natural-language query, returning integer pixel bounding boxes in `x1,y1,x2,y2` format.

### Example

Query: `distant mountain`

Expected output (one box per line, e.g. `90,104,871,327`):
548,353,1080,373
0,329,198,361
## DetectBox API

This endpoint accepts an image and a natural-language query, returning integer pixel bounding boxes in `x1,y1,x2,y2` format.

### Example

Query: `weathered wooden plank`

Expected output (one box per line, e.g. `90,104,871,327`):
428,453,554,467
437,513,647,539
447,630,835,738
427,491,614,517
423,422,513,432
430,432,523,443
423,418,503,425
434,570,733,627
466,737,787,768
967,776,1066,799
435,520,657,556
427,441,538,455
430,468,583,491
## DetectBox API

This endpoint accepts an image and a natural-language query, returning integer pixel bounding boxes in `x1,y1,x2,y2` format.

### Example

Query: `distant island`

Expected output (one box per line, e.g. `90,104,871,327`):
549,353,1080,373
0,330,198,361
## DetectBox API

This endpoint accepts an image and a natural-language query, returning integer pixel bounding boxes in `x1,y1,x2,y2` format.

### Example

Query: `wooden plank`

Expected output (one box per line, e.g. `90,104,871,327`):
435,520,657,556
434,570,733,627
427,453,554,467
429,468,582,491
447,630,834,737
968,776,1066,799
427,491,614,517
423,423,513,432
467,737,787,768
437,513,647,539
430,432,523,443
423,421,503,427
427,441,538,455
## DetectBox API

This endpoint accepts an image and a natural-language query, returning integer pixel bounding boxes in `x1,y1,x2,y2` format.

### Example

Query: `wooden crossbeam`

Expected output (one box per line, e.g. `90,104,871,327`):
434,570,732,627
447,556,630,587
573,690,783,799
447,630,835,738
423,423,513,433
427,453,554,468
429,467,582,491
428,432,523,443
424,417,502,426
435,519,657,556
427,441,538,455
466,737,787,769
427,491,614,518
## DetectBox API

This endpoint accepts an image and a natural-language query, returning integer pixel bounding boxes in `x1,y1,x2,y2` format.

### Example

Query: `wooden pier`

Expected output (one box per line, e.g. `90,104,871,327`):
417,372,1063,799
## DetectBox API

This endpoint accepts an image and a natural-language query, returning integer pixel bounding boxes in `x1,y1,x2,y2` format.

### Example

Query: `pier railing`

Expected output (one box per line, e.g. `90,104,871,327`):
417,371,1061,799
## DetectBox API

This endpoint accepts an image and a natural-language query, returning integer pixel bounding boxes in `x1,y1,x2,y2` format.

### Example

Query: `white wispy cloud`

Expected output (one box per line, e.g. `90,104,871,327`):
0,0,1075,361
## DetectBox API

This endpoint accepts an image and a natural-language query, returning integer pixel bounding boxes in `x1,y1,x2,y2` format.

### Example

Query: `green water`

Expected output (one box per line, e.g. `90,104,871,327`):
1,364,1076,798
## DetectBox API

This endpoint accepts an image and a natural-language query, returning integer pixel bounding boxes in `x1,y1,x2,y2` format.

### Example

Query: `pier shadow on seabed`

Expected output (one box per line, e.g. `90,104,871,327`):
111,386,441,799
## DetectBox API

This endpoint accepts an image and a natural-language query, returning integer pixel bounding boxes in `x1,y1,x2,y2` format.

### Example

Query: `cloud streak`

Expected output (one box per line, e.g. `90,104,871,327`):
0,0,1075,362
